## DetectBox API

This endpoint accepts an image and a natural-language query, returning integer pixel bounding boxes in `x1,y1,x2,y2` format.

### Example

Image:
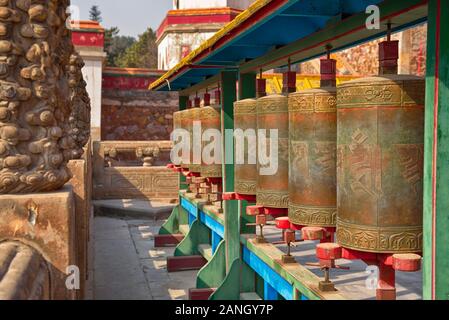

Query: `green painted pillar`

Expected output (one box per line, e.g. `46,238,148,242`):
179,95,189,111
239,73,256,100
221,70,239,272
423,0,449,300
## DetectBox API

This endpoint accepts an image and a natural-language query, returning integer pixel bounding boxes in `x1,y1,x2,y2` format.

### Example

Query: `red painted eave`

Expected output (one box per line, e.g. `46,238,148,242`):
156,7,243,40
71,20,105,33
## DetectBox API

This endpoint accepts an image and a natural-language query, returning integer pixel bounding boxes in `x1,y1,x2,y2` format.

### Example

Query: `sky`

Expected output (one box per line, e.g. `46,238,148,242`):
71,0,173,38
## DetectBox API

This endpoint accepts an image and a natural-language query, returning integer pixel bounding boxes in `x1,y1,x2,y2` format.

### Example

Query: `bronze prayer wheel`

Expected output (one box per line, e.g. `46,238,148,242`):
180,108,193,171
172,110,182,165
189,107,202,174
173,110,182,132
256,94,289,208
200,105,222,178
336,75,424,253
288,88,337,227
234,99,257,195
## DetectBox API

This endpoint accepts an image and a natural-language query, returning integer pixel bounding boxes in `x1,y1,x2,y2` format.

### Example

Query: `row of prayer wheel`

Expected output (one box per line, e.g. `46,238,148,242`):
173,40,424,255
173,94,222,179
232,40,424,254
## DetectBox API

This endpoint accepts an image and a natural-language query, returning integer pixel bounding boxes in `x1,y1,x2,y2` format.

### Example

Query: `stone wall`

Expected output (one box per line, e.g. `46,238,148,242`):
0,187,77,300
101,68,178,141
93,141,178,202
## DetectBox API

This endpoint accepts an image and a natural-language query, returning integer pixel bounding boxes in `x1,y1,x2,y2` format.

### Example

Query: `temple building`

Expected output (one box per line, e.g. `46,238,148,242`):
70,20,107,142
157,0,255,70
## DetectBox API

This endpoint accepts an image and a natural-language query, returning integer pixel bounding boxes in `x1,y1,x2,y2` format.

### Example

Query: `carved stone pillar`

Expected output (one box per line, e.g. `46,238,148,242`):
0,0,90,194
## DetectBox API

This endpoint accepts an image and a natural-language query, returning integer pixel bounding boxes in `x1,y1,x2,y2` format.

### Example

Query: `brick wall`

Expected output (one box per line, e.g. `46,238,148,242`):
101,68,178,141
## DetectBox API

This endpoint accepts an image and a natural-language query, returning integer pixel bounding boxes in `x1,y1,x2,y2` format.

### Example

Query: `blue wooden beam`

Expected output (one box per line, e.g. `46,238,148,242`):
230,43,274,48
264,282,279,300
340,0,384,14
199,211,225,239
201,60,239,66
242,246,294,300
278,13,338,18
281,0,341,16
211,231,222,254
181,198,198,226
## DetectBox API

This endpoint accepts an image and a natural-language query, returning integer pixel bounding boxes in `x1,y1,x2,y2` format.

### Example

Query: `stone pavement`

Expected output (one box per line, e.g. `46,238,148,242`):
93,216,196,300
93,199,176,220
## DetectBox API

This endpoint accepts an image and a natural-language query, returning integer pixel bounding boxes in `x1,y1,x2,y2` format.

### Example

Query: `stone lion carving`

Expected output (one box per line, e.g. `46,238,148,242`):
0,0,91,193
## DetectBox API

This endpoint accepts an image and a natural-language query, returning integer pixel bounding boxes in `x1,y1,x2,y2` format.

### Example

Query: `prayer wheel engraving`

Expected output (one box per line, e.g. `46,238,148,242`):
234,99,257,195
288,88,337,227
200,105,222,178
336,75,424,253
256,94,289,208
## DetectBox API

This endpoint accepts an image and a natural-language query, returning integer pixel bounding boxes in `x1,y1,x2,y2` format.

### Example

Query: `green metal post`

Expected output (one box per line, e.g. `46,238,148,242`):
221,70,239,272
239,73,256,100
423,0,449,300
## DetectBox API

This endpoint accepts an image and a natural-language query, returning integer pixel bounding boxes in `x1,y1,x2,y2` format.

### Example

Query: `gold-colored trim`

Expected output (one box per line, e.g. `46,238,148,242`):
337,77,425,108
336,219,422,253
288,204,336,227
257,94,288,114
200,165,222,178
200,106,221,120
256,190,289,208
289,89,337,114
235,179,257,195
234,99,257,115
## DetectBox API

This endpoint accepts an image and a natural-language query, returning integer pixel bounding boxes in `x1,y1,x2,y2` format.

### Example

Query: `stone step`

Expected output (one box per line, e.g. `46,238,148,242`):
93,199,176,220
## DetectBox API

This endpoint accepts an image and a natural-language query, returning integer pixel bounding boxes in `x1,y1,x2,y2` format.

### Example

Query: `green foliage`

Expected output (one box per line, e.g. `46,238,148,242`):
86,5,156,68
115,28,158,69
104,27,136,67
89,5,102,22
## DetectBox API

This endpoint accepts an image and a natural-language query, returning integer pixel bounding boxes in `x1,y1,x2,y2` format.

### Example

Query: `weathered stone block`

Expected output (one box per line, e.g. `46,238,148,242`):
97,167,178,201
68,158,91,300
0,187,76,300
92,141,178,201
0,241,51,300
